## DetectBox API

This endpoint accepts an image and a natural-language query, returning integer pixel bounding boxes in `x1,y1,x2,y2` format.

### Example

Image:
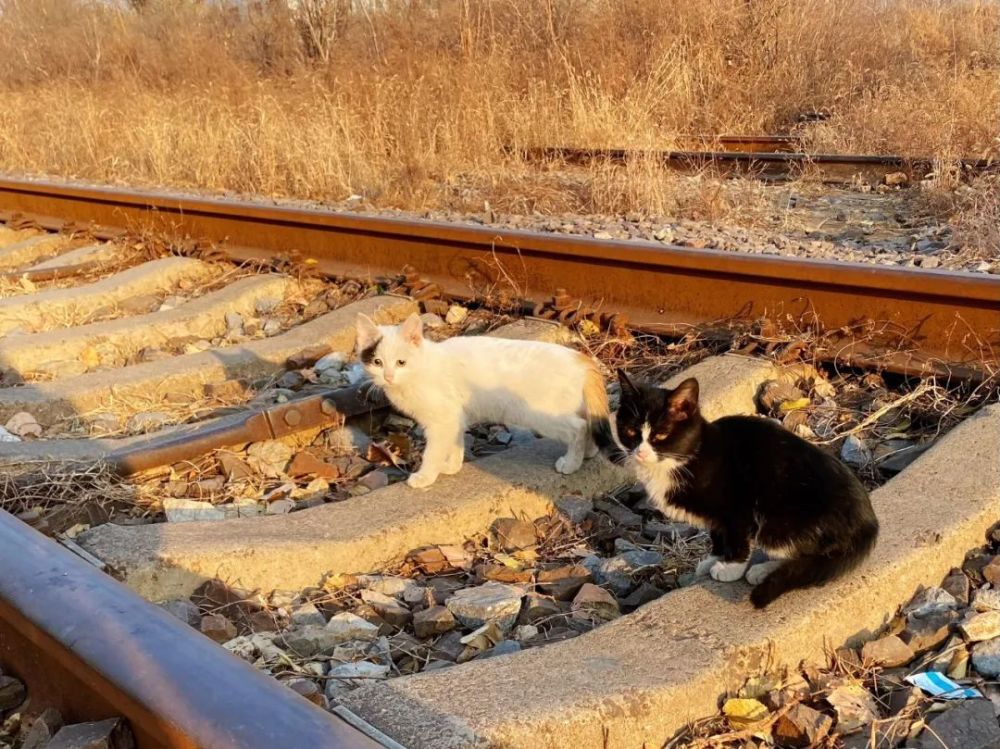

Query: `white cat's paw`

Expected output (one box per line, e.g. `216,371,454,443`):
745,561,782,586
407,471,438,489
555,454,583,474
695,555,720,577
710,560,749,583
441,455,463,475
584,440,600,459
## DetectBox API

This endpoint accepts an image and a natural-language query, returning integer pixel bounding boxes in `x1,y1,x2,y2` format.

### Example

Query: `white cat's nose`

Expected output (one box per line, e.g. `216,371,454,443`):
383,370,395,384
636,447,654,461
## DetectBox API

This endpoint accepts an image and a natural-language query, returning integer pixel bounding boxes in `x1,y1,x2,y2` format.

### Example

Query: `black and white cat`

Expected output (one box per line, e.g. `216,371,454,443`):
594,370,879,608
356,313,609,488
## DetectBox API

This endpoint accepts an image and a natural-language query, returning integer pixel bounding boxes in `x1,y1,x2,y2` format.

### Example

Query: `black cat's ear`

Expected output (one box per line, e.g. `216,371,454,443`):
668,378,699,421
617,369,640,398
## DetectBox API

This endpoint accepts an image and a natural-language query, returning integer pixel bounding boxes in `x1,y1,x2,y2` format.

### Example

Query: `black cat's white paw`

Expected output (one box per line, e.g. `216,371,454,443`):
745,561,782,586
709,560,749,582
695,555,720,577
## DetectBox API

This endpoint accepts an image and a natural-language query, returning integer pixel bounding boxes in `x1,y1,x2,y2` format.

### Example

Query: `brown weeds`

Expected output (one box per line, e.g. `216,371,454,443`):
0,0,994,218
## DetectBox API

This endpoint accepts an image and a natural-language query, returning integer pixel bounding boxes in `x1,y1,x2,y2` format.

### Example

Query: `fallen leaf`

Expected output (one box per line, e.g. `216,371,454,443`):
723,697,769,727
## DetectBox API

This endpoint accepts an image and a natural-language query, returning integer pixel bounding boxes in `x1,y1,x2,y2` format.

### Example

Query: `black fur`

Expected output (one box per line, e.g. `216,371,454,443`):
359,338,382,365
595,370,879,608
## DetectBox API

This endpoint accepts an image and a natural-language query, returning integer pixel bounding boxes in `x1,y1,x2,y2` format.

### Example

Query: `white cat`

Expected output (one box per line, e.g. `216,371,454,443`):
355,313,608,489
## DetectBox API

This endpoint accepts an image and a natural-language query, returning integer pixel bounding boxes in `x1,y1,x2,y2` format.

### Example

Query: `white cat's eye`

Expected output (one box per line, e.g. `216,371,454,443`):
373,358,383,366
396,360,406,367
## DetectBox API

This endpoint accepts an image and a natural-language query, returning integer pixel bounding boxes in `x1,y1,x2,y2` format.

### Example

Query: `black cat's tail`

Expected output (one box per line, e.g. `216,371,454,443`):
591,417,629,467
749,519,879,609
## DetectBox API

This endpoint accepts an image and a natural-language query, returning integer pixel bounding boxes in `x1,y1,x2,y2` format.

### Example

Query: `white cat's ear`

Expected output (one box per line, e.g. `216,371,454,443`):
669,378,700,421
355,314,381,351
400,312,424,347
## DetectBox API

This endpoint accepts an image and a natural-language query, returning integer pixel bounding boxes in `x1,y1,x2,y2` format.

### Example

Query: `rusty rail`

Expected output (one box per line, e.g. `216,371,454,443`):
0,175,995,377
0,511,385,749
517,146,996,183
107,383,386,476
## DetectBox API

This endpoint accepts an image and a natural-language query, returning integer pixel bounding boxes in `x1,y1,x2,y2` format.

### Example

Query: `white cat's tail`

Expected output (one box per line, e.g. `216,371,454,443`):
579,354,609,422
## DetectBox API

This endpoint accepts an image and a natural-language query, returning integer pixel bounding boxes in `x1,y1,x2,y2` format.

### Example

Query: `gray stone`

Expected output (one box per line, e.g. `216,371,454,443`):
360,590,411,628
942,572,971,605
972,637,1000,677
595,500,643,528
325,424,372,453
840,435,872,467
162,498,226,523
961,610,1000,642
0,674,26,710
475,640,522,660
518,593,564,625
18,708,63,749
325,661,389,697
314,352,347,372
571,583,620,622
290,602,326,628
224,310,243,332
5,412,42,439
246,440,293,477
621,582,667,609
199,613,236,643
357,575,420,600
283,626,346,657
593,552,661,597
826,684,878,733
47,719,134,749
877,441,929,474
413,606,457,639
974,588,1000,612
420,313,446,328
915,699,1000,749
489,518,537,551
514,624,539,642
861,634,914,667
906,586,958,617
903,608,957,652
554,495,593,523
445,582,524,631
536,565,591,601
773,703,832,747
158,599,201,627
325,611,379,642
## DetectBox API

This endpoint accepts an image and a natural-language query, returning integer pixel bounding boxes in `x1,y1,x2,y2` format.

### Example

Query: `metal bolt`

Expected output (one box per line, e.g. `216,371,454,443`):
320,399,337,416
284,409,302,426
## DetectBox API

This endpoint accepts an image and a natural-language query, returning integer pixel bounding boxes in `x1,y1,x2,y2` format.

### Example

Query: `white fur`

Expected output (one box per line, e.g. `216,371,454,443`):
613,421,704,525
710,560,749,582
746,560,783,585
356,314,600,488
695,555,720,576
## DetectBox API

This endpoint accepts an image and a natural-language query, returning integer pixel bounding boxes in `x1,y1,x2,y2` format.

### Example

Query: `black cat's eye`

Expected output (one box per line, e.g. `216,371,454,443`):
396,359,406,367
373,358,383,366
623,427,637,437
653,432,669,440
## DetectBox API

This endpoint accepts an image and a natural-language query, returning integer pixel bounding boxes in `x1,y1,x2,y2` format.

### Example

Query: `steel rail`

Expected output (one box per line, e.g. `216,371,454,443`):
0,176,997,376
518,146,996,182
106,383,386,476
0,511,385,749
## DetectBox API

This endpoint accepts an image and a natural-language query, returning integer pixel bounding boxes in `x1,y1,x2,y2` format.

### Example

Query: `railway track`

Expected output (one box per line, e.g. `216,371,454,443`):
0,175,996,748
516,142,996,183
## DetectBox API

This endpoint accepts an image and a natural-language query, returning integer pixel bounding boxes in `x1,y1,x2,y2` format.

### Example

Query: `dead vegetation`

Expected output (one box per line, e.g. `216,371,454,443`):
0,0,994,222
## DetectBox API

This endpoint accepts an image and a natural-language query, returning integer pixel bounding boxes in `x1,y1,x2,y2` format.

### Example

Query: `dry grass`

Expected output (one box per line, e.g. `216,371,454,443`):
0,0,994,219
